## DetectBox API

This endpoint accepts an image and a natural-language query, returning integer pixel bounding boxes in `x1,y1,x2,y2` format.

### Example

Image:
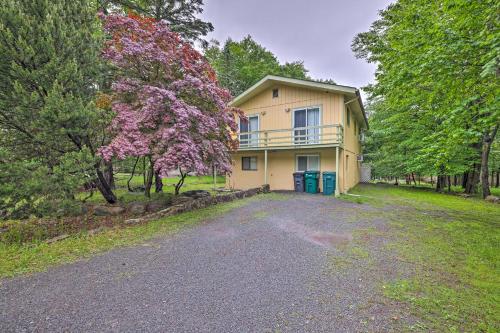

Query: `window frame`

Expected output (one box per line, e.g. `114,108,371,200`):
241,156,258,171
346,106,351,127
239,114,260,147
295,154,320,172
291,105,322,144
272,88,279,98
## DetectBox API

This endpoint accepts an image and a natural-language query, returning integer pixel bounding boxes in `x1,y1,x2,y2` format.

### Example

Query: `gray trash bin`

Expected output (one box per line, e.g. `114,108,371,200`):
293,172,305,192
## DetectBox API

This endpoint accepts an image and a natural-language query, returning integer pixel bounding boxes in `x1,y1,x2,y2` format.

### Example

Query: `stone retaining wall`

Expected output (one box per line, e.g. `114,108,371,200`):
124,184,270,225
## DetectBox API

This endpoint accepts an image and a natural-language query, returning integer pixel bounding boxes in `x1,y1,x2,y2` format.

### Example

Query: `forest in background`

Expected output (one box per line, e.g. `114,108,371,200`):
353,0,499,198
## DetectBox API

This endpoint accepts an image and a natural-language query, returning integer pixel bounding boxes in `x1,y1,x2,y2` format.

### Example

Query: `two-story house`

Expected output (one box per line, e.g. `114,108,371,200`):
226,75,367,195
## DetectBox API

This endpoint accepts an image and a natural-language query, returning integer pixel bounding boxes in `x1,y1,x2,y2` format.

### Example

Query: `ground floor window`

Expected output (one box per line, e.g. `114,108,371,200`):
296,155,320,171
242,156,257,170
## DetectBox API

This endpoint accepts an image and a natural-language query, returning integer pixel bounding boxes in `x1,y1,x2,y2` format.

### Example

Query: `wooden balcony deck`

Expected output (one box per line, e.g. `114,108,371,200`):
237,124,343,151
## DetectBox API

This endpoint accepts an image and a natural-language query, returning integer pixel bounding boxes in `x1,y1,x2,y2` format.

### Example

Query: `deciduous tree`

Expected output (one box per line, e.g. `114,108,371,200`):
353,0,499,197
204,36,309,97
98,13,241,196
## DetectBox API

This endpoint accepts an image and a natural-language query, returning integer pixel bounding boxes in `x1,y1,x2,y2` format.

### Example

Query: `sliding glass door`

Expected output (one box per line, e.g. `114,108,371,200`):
293,107,320,144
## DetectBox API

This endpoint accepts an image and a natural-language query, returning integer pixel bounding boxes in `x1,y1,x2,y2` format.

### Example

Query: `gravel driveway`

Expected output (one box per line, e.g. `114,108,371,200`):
0,193,409,332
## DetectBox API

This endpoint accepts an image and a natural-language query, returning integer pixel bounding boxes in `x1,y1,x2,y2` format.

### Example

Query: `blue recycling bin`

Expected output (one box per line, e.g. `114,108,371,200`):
293,172,305,192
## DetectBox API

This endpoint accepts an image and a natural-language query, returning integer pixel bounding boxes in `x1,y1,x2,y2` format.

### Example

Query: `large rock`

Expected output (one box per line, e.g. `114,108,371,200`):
128,202,147,215
93,205,125,216
171,196,194,205
485,195,499,203
146,200,171,213
182,190,211,199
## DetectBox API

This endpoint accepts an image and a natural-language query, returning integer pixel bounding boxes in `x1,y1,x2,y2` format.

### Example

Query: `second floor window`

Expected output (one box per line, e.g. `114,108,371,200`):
239,115,259,147
293,107,320,144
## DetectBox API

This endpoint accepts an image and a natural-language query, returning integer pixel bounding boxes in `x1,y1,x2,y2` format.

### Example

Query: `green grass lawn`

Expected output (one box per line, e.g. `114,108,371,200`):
376,180,500,198
342,184,500,332
79,174,226,204
0,192,286,278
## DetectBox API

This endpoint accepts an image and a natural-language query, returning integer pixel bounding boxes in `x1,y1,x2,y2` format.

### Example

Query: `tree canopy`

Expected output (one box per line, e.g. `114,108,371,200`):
353,0,499,196
98,0,213,45
99,13,241,196
204,36,309,97
0,0,117,216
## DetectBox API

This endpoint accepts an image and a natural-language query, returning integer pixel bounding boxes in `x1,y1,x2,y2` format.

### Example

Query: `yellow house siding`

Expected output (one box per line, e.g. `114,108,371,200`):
238,85,343,132
225,152,265,190
341,104,362,191
227,148,338,191
228,82,364,193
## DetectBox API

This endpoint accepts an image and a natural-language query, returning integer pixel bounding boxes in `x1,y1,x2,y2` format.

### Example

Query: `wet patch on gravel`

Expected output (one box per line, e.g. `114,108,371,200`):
1,192,416,332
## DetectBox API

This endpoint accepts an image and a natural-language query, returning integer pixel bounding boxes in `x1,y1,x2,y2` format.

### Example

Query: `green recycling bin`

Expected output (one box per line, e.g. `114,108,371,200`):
304,171,320,194
322,171,336,195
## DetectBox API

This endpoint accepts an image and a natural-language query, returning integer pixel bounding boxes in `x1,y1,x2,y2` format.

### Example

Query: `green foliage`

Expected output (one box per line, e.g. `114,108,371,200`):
343,184,500,331
0,149,94,218
204,36,309,96
353,0,500,182
99,0,213,45
0,0,116,213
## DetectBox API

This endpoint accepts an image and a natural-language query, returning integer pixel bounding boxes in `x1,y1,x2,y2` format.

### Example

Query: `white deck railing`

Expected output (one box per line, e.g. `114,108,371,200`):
237,124,343,150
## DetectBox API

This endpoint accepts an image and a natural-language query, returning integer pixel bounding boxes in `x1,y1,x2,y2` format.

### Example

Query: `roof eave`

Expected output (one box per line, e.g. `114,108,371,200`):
230,75,357,107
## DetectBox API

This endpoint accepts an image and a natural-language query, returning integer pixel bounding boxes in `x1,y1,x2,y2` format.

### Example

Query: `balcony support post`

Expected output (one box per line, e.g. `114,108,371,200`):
264,149,268,185
335,146,340,196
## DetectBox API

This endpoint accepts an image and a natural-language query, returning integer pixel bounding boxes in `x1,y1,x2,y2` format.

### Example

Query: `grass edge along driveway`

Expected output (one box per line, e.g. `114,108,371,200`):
340,184,500,332
0,193,286,279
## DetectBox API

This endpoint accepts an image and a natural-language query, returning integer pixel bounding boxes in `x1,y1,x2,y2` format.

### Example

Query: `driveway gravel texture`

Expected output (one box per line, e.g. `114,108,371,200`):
1,193,413,332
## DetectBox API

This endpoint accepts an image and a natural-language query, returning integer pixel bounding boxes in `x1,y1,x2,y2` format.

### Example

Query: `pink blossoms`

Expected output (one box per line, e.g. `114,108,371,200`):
98,13,241,176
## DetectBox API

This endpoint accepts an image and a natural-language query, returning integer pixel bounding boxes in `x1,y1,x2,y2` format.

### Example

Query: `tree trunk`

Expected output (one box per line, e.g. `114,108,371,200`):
104,161,115,190
462,172,468,188
496,170,499,188
453,175,458,187
447,175,451,192
175,169,188,195
465,163,481,194
480,125,498,198
155,170,163,193
127,157,140,192
412,173,417,186
144,156,154,198
94,166,117,203
436,175,446,192
142,157,146,187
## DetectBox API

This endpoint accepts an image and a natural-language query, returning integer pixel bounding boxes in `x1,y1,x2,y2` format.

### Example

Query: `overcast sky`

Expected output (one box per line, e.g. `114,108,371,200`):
201,0,393,94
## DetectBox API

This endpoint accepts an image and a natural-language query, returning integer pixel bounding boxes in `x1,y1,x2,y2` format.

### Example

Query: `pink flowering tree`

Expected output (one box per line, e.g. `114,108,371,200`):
98,13,242,196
